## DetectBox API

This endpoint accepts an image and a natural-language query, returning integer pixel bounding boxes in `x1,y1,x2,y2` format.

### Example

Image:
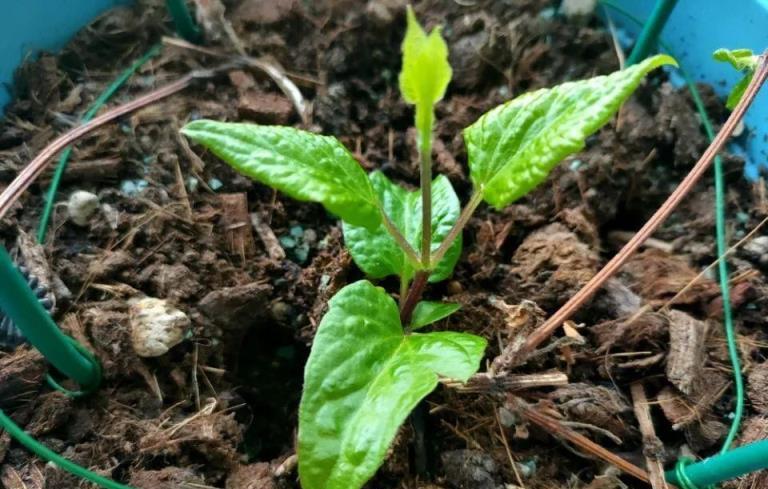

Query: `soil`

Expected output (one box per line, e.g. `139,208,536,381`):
0,1,767,488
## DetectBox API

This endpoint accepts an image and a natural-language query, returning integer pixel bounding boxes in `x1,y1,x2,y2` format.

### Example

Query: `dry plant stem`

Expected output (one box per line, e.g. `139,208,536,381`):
0,74,197,221
511,53,768,366
630,383,668,489
662,212,768,309
511,396,651,484
445,370,569,393
162,36,309,124
400,270,429,325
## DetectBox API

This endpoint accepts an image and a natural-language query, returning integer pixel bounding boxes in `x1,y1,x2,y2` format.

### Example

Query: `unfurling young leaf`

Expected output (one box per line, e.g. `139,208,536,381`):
298,281,486,489
181,121,380,229
398,6,452,138
713,48,759,109
465,54,677,209
342,171,462,283
410,301,461,330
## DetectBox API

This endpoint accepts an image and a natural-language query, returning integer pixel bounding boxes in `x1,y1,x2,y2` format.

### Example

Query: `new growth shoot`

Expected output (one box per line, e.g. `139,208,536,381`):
181,8,674,489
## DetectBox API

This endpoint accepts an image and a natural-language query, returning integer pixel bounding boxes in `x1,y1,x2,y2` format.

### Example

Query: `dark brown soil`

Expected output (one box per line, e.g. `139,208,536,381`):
1,1,767,488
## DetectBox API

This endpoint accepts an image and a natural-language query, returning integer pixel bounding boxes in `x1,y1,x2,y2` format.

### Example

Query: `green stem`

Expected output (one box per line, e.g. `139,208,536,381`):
37,44,161,244
418,106,434,267
380,208,422,269
431,190,483,266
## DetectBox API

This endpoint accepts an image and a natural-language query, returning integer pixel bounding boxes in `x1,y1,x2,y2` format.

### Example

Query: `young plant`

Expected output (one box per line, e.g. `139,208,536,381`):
181,8,675,489
714,48,760,109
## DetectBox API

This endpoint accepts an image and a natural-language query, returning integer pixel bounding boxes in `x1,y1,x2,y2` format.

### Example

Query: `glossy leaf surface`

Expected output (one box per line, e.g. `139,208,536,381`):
298,281,485,489
466,54,676,208
410,301,461,330
182,121,380,228
343,172,461,282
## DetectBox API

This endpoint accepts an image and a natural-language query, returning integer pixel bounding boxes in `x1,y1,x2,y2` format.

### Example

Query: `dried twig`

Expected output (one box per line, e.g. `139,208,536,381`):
498,52,768,370
162,36,310,123
510,396,651,484
630,383,669,489
0,68,227,221
446,370,568,393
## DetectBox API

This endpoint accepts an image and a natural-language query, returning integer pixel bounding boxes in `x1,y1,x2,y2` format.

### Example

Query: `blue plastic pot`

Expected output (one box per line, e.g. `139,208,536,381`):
0,1,125,110
604,1,768,179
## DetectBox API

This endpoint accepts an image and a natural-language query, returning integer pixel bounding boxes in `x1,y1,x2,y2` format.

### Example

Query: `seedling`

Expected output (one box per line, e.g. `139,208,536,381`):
181,8,674,489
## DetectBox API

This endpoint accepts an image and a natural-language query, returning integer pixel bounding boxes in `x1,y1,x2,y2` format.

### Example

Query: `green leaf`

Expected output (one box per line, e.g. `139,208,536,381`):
298,281,486,489
725,73,752,110
398,6,452,134
181,120,380,229
713,49,759,110
342,172,462,283
713,48,758,72
410,301,461,330
465,54,677,208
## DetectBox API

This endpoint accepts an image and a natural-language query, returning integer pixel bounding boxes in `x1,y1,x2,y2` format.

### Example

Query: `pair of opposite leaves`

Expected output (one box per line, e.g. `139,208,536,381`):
182,29,674,489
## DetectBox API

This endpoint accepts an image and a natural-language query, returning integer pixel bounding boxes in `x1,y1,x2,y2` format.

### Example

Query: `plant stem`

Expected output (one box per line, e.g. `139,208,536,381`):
400,270,429,325
431,190,484,265
381,209,422,269
399,276,409,308
501,51,768,369
418,107,434,267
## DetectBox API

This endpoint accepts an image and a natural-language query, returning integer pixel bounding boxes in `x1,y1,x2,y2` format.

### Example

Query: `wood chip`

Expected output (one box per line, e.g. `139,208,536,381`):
219,193,256,259
665,310,709,395
250,212,286,261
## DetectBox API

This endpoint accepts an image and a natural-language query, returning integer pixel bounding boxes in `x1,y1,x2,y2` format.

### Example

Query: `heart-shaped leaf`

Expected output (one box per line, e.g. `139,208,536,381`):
181,121,380,229
342,171,461,282
466,54,676,208
298,280,486,489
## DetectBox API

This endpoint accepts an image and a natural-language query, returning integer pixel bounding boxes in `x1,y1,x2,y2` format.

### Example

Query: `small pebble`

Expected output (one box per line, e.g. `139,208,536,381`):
129,297,191,357
67,190,100,226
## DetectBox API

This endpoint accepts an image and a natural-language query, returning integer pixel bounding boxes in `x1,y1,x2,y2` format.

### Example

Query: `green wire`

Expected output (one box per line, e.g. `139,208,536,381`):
165,0,203,44
686,79,743,453
36,44,161,243
599,0,744,452
0,410,135,489
625,0,678,65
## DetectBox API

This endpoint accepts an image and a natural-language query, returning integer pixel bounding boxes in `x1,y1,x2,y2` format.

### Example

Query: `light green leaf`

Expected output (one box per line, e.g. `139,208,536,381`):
181,120,380,229
411,301,461,330
398,6,452,134
298,281,486,489
342,172,462,283
465,54,676,208
713,48,758,72
714,48,759,110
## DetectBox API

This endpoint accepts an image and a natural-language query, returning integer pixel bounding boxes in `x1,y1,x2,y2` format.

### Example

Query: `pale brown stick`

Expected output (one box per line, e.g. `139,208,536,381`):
512,396,652,484
630,383,669,489
504,52,768,368
0,75,195,221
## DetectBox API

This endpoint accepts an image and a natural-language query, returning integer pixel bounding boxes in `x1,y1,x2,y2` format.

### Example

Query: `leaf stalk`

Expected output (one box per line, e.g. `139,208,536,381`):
431,190,484,266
